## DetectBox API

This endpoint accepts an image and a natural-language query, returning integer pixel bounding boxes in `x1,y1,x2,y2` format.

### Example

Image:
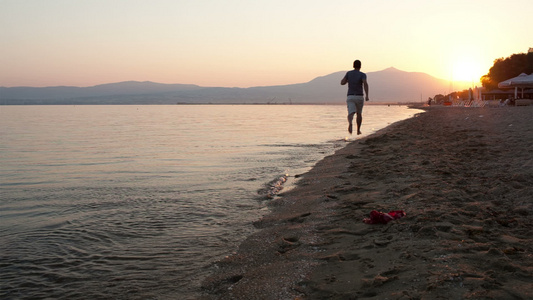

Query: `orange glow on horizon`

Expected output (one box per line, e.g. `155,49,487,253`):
452,58,485,83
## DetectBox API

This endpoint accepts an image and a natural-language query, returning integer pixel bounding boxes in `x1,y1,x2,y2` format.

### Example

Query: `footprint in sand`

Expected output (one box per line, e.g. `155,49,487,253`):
277,236,301,254
287,212,311,223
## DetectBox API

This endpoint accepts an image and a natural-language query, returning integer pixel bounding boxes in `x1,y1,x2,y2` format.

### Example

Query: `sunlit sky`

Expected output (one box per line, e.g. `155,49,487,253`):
1,0,531,88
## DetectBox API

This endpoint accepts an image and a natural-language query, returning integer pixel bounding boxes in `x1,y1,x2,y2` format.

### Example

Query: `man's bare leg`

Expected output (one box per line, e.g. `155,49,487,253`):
356,113,362,135
348,112,355,134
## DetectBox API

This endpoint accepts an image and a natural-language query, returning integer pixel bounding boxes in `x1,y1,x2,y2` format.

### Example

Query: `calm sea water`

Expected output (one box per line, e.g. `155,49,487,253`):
0,105,421,299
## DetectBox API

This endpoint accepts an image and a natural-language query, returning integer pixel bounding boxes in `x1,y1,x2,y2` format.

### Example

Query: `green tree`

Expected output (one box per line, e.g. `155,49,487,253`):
481,52,533,90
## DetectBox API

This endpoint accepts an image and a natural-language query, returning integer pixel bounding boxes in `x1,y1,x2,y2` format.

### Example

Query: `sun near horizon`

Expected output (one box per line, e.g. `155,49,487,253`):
451,56,486,84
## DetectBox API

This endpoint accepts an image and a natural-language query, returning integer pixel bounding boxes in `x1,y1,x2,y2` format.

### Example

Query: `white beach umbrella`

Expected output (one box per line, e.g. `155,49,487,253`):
498,73,533,98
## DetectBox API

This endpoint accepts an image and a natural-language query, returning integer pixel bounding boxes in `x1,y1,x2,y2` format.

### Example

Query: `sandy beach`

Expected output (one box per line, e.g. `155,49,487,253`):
201,106,533,300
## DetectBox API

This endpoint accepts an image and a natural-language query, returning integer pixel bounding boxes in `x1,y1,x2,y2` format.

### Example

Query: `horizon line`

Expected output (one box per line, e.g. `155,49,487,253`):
1,67,481,89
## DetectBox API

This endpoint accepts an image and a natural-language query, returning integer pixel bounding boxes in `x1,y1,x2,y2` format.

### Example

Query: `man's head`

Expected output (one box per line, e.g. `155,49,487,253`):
353,60,361,69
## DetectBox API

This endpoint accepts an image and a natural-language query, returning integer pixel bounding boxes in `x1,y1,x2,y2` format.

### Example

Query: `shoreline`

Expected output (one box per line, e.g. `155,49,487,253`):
201,106,532,299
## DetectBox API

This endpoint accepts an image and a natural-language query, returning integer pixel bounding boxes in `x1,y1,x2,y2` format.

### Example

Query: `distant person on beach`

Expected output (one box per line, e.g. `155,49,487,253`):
341,59,369,135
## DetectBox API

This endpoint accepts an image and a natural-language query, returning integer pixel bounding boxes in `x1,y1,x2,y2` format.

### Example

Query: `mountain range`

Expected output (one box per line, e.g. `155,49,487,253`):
0,68,469,105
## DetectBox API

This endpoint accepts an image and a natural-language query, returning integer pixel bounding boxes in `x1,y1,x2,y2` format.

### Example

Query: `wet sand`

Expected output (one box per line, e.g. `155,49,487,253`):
201,106,533,299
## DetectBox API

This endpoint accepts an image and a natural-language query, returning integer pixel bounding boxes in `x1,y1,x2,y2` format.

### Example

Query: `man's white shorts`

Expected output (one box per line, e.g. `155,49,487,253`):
347,95,364,115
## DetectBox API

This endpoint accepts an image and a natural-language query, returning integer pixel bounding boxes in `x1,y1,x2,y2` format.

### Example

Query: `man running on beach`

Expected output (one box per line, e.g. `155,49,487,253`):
341,59,369,135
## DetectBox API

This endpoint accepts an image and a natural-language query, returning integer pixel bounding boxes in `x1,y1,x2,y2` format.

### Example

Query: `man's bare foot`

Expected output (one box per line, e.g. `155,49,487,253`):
357,130,362,135
348,123,353,134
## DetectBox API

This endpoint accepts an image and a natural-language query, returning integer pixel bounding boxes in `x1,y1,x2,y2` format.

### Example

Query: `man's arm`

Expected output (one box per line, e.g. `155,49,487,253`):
363,79,369,101
341,75,347,85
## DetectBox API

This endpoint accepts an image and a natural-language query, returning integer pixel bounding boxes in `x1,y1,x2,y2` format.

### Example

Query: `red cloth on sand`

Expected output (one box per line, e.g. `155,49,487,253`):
363,210,406,224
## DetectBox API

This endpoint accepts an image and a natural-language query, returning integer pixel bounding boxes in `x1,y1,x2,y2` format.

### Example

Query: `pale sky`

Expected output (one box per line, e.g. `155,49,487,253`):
1,0,531,88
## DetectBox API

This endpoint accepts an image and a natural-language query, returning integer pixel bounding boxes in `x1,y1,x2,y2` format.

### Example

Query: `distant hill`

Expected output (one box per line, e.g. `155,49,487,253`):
0,81,201,103
0,68,466,104
248,67,453,103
